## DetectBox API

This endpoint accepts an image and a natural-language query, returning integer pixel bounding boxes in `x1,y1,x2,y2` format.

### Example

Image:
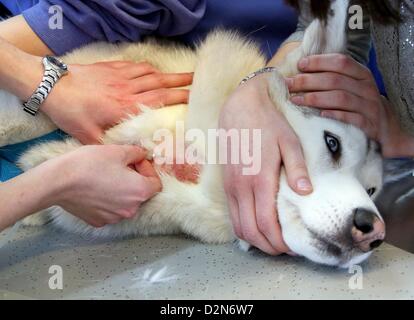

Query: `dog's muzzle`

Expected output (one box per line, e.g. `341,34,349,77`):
351,208,385,252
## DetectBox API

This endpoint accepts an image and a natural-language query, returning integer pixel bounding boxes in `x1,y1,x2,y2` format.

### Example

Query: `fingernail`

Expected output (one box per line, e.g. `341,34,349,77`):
291,95,304,105
285,77,293,89
297,178,312,192
287,251,299,257
298,57,309,70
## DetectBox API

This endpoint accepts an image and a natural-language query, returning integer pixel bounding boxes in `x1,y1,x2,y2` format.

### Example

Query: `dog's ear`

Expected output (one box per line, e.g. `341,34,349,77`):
277,0,349,77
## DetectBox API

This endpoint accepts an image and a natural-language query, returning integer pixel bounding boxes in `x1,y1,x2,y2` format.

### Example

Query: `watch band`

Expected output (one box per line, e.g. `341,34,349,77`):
22,56,68,116
23,68,59,116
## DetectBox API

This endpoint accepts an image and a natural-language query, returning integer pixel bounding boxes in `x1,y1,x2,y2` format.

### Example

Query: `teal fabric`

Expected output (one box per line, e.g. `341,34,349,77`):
0,130,68,182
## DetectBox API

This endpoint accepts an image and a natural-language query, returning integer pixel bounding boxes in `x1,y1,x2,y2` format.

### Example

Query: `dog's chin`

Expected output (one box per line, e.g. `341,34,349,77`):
338,251,372,269
280,205,373,268
305,240,373,269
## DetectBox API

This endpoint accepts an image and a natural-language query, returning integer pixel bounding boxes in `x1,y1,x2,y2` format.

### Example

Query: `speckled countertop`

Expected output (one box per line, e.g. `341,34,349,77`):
0,225,413,300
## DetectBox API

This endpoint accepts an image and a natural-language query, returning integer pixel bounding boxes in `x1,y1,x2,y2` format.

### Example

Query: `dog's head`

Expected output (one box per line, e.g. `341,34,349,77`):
268,73,385,268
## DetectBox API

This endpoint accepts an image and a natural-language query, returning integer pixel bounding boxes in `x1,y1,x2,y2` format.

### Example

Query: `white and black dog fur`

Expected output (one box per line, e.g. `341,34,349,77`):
0,0,385,267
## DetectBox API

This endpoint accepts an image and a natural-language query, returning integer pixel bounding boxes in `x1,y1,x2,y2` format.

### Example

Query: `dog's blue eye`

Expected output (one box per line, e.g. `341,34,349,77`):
324,133,340,154
367,188,376,197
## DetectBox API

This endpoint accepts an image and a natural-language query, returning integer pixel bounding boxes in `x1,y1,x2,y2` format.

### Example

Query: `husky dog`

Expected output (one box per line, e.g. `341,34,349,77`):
0,0,385,267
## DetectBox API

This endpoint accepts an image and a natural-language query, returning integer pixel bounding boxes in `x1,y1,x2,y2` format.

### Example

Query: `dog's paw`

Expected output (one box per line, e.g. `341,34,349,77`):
21,211,50,227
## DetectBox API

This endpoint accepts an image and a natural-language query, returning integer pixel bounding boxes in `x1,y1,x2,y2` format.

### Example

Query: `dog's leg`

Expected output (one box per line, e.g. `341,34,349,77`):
0,90,57,147
103,105,187,154
186,31,266,133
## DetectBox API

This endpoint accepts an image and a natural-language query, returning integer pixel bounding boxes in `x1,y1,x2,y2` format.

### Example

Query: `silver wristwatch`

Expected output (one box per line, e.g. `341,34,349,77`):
23,56,68,116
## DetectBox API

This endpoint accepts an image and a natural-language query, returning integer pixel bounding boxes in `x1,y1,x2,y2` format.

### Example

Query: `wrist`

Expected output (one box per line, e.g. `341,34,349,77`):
33,155,74,209
235,72,270,98
17,54,44,101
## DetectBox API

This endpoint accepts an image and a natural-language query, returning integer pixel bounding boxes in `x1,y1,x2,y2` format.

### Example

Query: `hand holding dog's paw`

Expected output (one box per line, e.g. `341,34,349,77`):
49,144,161,228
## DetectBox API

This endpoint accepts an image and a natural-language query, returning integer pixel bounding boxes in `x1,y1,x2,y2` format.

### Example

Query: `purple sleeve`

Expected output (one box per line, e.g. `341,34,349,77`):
22,0,206,55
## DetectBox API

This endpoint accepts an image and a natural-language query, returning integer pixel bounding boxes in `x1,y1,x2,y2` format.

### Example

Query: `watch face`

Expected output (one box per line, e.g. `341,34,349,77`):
47,56,68,71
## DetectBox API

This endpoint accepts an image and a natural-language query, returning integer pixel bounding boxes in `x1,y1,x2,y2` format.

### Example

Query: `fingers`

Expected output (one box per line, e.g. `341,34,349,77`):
135,159,159,178
123,61,159,79
290,90,363,112
81,211,123,228
298,54,372,80
286,72,374,99
135,160,162,199
237,188,279,255
278,134,312,195
131,73,193,94
120,145,148,164
76,126,104,145
138,174,162,200
253,178,289,253
134,89,190,107
226,194,241,238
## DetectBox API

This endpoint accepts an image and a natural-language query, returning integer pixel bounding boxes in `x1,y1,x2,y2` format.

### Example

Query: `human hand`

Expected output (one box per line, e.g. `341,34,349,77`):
219,74,313,255
41,60,193,144
286,53,411,158
50,145,161,227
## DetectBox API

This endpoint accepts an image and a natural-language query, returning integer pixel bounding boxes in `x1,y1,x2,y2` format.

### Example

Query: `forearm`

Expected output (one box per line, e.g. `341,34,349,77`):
0,160,63,231
0,15,52,56
0,36,43,101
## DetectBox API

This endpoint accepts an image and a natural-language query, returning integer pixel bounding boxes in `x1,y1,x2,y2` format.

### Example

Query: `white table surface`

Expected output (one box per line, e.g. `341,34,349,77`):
0,224,413,300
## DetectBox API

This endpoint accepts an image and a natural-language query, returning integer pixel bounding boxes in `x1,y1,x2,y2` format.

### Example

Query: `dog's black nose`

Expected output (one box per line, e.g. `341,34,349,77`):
351,208,385,252
354,208,376,233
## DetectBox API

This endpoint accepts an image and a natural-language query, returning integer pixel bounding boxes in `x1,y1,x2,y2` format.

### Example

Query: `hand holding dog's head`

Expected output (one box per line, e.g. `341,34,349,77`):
269,72,385,268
